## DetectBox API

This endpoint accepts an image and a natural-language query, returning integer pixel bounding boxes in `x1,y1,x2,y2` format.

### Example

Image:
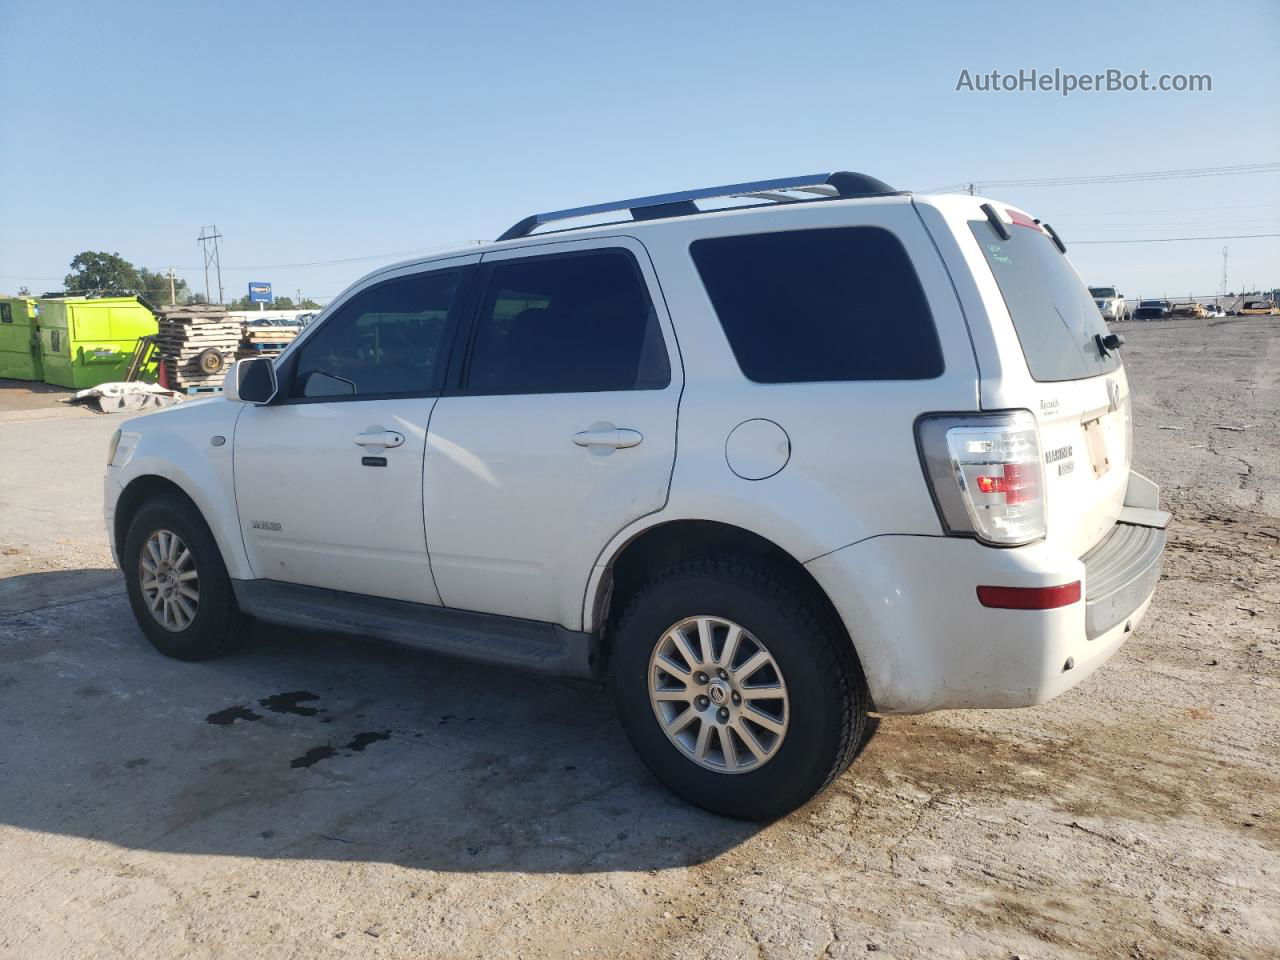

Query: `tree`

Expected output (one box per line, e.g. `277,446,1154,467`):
65,251,141,296
62,250,200,304
17,285,30,297
137,267,189,306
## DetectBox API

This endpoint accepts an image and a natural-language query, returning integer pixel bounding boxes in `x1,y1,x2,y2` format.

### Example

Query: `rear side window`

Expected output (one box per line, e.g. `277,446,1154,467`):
464,249,670,395
970,223,1121,382
690,227,943,383
290,270,461,399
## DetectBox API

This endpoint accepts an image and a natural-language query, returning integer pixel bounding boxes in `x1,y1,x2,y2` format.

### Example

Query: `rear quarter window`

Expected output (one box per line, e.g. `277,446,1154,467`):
690,226,944,383
970,222,1121,382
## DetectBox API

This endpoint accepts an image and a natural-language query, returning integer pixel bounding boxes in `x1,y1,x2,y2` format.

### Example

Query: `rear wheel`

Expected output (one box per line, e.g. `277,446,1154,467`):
123,493,247,660
612,557,867,820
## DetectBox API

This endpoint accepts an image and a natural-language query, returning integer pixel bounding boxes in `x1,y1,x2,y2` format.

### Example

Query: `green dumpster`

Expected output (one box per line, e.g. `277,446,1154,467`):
0,297,43,381
38,296,158,389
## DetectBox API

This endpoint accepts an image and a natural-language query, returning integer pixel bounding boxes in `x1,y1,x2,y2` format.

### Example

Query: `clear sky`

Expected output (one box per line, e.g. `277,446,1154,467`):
2,0,1277,305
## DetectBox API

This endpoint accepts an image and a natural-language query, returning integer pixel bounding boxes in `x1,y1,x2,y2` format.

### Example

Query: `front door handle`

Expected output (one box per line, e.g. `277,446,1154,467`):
354,427,405,449
573,423,643,455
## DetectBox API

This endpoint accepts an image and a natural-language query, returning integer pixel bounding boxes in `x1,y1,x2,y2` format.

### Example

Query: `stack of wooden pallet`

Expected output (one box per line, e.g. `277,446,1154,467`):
237,324,299,361
155,305,241,393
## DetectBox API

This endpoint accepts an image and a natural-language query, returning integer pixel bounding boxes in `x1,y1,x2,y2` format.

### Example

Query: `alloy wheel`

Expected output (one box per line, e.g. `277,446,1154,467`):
647,615,790,773
139,529,200,632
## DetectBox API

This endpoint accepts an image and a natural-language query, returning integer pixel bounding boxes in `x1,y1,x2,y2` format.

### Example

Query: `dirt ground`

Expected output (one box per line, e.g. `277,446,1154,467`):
0,317,1277,960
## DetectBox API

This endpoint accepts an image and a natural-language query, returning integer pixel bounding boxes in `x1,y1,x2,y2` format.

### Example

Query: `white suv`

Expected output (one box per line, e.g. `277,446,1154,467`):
1089,285,1128,323
104,171,1169,820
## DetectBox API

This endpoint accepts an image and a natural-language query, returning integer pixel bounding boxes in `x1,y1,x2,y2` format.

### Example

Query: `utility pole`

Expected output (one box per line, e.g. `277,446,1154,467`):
1221,245,1229,300
197,225,224,304
166,267,177,305
967,183,975,195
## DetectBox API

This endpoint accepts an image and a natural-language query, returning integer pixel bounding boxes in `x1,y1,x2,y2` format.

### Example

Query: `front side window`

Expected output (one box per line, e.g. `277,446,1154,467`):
970,222,1121,382
290,270,461,399
690,227,944,383
464,250,670,395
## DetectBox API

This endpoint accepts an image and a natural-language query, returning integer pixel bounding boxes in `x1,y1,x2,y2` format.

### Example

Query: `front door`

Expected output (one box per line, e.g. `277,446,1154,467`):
423,238,682,628
233,256,476,603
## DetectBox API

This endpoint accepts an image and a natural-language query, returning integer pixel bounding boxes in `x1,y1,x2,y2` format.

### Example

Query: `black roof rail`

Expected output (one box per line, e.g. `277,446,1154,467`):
496,171,903,241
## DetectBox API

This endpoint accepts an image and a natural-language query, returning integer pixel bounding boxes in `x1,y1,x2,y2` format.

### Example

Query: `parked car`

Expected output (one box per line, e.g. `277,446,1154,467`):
103,171,1169,819
1133,300,1170,320
1237,299,1279,316
1203,303,1225,318
1169,301,1207,319
1089,286,1129,322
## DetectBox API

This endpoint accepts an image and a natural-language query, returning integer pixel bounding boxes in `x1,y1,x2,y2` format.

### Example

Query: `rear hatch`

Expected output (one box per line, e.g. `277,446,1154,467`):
961,204,1130,556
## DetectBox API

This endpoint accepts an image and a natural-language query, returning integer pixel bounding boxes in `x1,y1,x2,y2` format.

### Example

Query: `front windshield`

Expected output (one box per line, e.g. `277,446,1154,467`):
1089,287,1117,298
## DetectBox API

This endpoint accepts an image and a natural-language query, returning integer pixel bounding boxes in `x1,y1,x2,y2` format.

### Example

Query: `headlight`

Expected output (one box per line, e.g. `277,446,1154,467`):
107,429,122,467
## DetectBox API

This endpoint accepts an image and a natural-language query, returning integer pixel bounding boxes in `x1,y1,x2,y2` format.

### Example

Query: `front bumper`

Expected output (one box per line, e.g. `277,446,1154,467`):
104,472,123,568
806,518,1166,714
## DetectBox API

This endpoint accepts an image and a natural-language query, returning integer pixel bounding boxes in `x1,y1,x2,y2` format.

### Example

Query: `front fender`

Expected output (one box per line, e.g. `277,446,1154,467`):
110,400,250,579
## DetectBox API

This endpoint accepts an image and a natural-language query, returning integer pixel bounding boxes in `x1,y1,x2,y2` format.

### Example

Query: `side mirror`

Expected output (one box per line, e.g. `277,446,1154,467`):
224,357,278,404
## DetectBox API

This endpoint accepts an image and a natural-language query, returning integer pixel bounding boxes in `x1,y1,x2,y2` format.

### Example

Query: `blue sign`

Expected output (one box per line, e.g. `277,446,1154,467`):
248,282,273,304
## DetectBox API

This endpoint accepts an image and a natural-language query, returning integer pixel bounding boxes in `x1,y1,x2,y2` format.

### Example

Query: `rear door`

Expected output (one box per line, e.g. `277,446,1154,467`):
962,207,1130,555
422,237,681,629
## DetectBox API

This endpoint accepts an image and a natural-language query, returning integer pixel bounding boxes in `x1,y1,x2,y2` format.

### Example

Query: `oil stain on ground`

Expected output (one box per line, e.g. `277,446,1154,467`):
206,705,262,726
289,731,391,769
290,745,338,769
259,691,322,716
345,731,391,752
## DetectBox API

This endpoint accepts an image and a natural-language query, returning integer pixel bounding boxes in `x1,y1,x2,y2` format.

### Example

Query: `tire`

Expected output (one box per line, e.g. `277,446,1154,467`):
612,557,867,820
196,348,225,375
122,493,248,661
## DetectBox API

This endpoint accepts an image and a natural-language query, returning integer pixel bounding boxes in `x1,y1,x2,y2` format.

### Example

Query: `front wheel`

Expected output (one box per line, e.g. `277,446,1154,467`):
612,558,867,820
123,493,248,660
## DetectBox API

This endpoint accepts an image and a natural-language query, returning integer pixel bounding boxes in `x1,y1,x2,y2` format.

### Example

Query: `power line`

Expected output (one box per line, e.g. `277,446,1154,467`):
923,161,1280,193
1058,217,1280,229
1,241,483,287
1046,202,1280,217
1072,233,1280,245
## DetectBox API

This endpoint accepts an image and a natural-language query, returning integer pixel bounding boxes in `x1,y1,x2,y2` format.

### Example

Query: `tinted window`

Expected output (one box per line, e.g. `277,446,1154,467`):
290,271,461,399
970,223,1121,382
690,227,943,383
0,303,11,323
465,250,669,394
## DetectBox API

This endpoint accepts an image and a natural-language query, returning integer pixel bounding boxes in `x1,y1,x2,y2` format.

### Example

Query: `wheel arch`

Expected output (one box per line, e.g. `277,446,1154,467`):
112,472,248,580
588,519,865,687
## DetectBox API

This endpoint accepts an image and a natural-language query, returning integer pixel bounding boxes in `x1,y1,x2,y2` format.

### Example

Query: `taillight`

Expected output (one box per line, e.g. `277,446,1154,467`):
916,410,1047,546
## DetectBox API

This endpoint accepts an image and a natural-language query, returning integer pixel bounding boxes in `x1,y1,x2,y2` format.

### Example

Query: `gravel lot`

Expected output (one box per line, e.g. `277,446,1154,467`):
1,316,1277,960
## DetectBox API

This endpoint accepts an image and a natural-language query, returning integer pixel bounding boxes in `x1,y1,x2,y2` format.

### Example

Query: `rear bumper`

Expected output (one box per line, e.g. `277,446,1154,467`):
806,519,1165,714
1081,521,1165,639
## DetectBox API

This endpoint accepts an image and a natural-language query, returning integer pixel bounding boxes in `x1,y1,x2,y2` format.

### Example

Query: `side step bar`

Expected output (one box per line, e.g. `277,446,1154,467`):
231,580,601,680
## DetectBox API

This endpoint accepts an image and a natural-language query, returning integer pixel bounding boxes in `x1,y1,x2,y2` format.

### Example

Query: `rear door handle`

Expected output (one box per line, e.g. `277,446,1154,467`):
573,423,643,454
354,427,405,449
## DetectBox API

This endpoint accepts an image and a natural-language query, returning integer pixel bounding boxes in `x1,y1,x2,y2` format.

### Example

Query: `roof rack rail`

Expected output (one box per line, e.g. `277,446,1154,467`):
496,170,902,241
